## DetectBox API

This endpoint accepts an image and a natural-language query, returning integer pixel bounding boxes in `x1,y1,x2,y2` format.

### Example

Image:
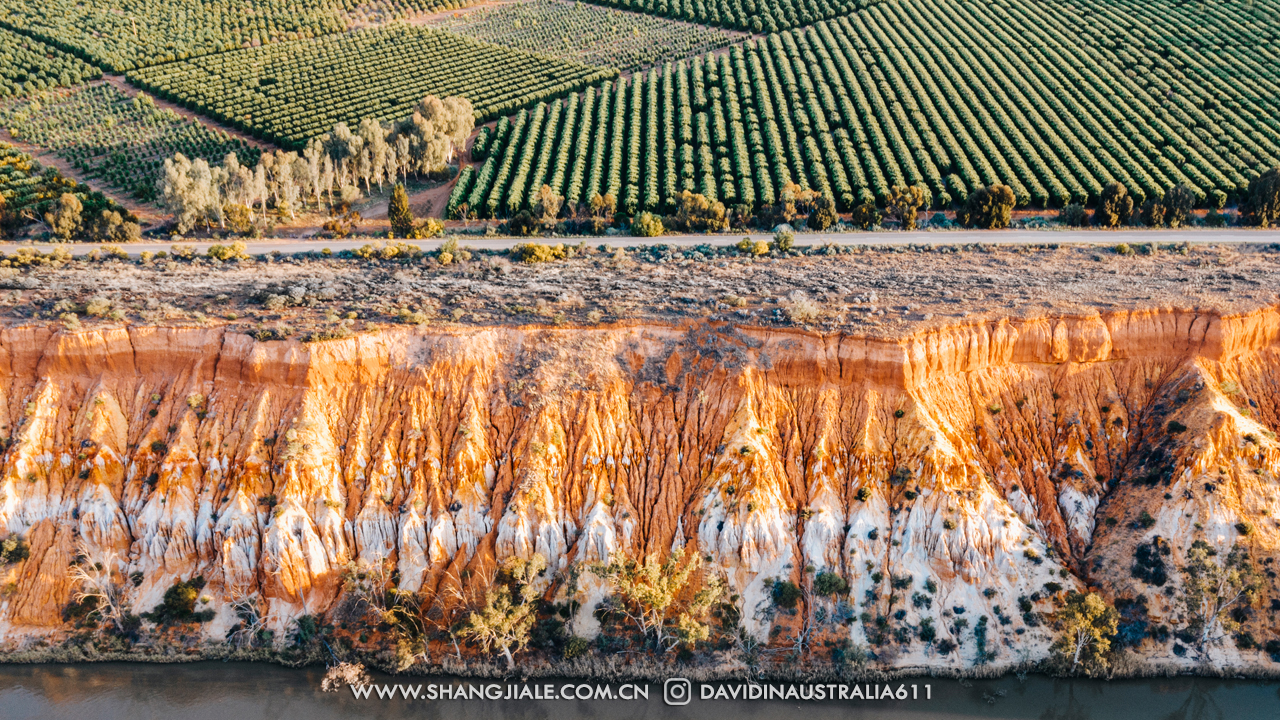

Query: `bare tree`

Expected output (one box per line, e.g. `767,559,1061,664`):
226,590,276,649
68,542,129,635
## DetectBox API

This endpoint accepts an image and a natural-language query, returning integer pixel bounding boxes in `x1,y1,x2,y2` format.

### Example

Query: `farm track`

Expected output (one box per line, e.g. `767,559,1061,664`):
3,228,1278,258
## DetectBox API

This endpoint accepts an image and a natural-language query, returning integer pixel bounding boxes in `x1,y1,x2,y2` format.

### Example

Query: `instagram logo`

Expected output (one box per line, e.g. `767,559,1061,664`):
663,678,692,706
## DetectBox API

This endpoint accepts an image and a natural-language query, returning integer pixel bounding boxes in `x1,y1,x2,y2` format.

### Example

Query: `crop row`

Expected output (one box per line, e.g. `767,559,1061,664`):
459,0,1280,219
127,25,617,148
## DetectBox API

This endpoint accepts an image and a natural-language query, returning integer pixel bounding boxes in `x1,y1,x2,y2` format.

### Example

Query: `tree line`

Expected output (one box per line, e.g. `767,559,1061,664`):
159,95,473,234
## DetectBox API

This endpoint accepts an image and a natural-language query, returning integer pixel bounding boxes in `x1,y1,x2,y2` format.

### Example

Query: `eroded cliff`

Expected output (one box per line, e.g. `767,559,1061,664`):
1,307,1278,671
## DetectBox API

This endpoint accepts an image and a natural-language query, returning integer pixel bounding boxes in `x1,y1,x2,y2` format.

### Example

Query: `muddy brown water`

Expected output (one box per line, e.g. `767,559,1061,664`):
2,662,1279,719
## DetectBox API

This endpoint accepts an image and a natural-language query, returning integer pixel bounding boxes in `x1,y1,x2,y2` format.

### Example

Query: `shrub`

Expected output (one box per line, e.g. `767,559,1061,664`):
956,184,1015,229
1236,521,1254,536
507,210,538,236
1059,203,1088,226
416,217,445,238
1140,198,1167,227
145,576,215,624
674,190,728,232
1166,185,1196,228
783,291,822,323
855,487,871,502
84,297,112,317
886,185,930,230
512,242,569,263
207,241,249,261
1131,539,1170,586
1138,511,1156,529
918,617,936,643
814,571,850,596
1241,167,1280,227
564,635,590,659
772,580,802,609
771,228,795,252
1093,182,1133,227
807,195,838,231
631,212,664,237
0,536,30,564
736,237,769,256
1115,243,1134,255
848,202,881,230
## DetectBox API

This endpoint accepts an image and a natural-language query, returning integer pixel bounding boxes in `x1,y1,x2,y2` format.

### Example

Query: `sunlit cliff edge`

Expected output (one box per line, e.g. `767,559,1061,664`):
1,307,1278,673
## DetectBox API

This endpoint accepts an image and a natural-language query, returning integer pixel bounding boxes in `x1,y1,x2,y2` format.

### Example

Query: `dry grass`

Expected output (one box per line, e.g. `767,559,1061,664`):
0,243,1277,339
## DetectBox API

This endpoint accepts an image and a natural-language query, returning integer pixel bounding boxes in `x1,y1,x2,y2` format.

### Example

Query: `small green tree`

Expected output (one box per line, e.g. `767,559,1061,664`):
1051,591,1118,674
591,547,723,653
1093,182,1133,228
1241,167,1280,227
886,185,930,230
460,554,546,669
771,228,795,252
45,192,83,240
1181,540,1259,652
533,184,563,224
388,183,414,238
1140,197,1167,227
631,211,664,237
1058,203,1088,226
1166,184,1196,228
956,184,1016,229
848,202,881,230
674,191,729,232
806,195,838,231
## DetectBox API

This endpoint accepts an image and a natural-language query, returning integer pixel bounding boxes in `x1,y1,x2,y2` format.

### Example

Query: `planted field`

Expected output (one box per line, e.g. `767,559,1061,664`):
0,143,79,219
0,26,102,97
427,0,741,72
578,0,879,32
0,84,259,202
0,0,478,72
126,25,617,148
459,0,1280,219
0,143,132,236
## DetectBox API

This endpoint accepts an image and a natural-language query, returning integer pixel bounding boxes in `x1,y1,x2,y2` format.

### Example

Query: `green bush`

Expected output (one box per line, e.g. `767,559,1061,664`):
771,228,795,252
0,536,30,564
512,242,570,263
848,202,881,230
957,184,1016,229
1242,167,1280,227
631,212,664,237
145,576,215,624
772,580,802,609
1058,203,1087,226
807,195,838,230
814,571,850,596
564,635,591,659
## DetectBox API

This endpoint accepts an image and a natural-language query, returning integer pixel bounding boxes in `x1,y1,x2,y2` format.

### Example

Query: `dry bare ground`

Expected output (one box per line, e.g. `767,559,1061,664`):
4,242,1278,340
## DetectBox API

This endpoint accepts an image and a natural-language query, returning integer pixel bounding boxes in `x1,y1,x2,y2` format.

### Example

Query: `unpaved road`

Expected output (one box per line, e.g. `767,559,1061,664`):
2,228,1278,257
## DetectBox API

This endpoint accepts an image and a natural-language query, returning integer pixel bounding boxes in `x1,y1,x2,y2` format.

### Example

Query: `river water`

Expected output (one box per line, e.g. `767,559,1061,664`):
1,662,1278,720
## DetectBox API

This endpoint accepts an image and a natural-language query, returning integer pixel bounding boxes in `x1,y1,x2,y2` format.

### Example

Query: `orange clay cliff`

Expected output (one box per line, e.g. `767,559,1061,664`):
0,308,1278,671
